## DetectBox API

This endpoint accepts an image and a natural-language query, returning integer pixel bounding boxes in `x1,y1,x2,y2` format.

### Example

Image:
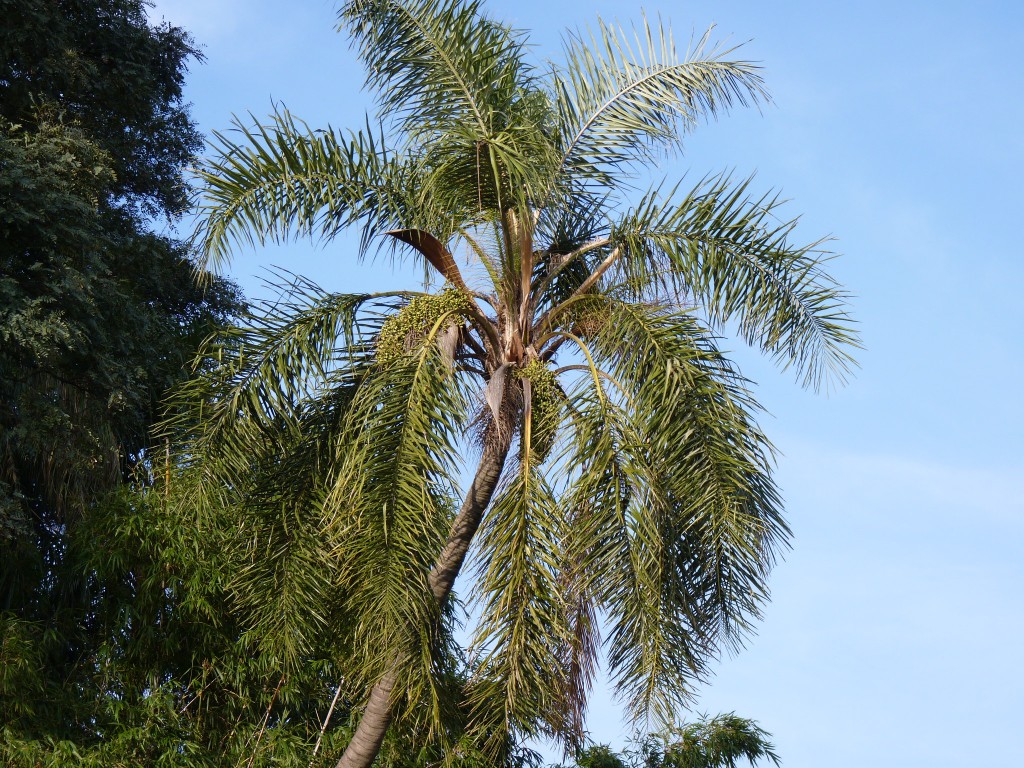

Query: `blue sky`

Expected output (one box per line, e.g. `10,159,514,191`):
148,1,1024,765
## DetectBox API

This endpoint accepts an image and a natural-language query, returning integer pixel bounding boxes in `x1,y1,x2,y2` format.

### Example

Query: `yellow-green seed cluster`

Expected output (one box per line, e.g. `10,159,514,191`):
568,302,609,338
573,308,608,338
376,288,471,365
515,359,562,457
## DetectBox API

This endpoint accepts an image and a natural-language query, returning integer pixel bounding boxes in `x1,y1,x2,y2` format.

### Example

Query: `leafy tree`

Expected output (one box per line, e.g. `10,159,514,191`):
1,0,203,216
576,716,779,768
637,716,780,768
0,0,240,539
173,1,858,767
577,743,631,768
0,0,242,761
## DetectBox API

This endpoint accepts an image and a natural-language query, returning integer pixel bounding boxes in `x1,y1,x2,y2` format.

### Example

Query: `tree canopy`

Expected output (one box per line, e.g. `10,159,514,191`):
0,1,242,763
577,716,780,768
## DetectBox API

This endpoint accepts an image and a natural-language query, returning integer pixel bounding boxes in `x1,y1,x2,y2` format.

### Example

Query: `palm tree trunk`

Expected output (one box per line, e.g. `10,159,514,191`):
334,438,511,768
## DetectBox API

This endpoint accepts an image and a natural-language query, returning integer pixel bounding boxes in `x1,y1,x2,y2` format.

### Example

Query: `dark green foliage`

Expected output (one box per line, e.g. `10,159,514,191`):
0,120,239,529
0,0,204,216
0,488,340,767
570,717,780,768
0,485,510,767
0,0,241,532
0,0,245,763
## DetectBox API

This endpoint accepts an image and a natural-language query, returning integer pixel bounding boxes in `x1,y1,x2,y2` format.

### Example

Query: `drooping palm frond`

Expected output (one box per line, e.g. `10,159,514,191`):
226,486,341,669
196,109,418,270
163,281,380,461
604,174,860,389
324,341,473,703
549,378,631,749
164,283,478,736
551,566,601,755
467,458,570,754
159,283,375,668
561,298,786,721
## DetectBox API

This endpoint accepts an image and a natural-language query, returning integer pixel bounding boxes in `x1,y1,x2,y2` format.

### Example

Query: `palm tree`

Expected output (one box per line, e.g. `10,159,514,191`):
170,1,857,767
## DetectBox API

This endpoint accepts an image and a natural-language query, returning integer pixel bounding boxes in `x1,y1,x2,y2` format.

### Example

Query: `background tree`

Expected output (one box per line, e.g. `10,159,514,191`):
0,0,246,762
172,1,858,767
0,0,241,542
636,716,780,768
576,716,780,768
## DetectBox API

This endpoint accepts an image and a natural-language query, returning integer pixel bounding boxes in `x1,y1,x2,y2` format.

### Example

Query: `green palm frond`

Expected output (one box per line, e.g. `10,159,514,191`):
569,299,786,721
340,0,558,216
196,109,403,269
160,284,381,670
610,174,859,389
553,17,766,193
339,0,529,141
163,281,382,455
558,380,701,724
220,368,375,671
166,293,474,728
323,340,472,706
228,491,340,669
468,459,569,754
550,381,631,749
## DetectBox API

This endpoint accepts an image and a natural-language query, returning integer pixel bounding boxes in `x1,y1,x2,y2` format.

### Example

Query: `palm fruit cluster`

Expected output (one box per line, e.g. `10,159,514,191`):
573,308,608,338
376,287,471,365
568,299,609,338
515,359,563,458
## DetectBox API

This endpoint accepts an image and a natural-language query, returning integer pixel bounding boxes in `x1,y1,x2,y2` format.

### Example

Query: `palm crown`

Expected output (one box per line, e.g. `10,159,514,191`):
170,1,857,766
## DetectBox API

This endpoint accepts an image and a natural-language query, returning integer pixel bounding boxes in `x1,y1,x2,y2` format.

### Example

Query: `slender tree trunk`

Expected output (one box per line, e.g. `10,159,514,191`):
334,438,511,768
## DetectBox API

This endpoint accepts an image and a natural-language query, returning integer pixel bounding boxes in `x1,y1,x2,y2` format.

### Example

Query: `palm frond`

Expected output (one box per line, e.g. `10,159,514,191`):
553,17,766,193
162,281,382,461
160,284,386,670
571,299,786,722
322,339,472,714
169,308,473,725
228,489,341,668
339,0,528,141
340,0,561,221
611,174,860,390
196,109,401,270
547,380,632,751
467,459,570,754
